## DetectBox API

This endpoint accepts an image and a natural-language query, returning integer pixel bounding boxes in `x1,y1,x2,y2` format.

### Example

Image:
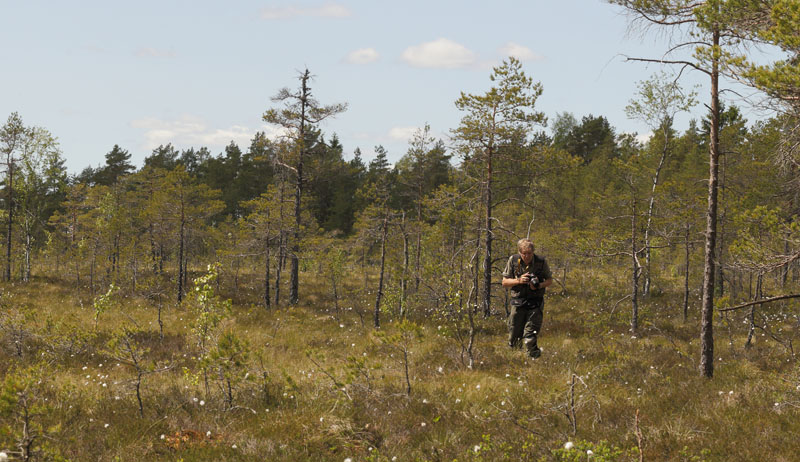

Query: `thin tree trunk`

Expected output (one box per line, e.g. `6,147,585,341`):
362,244,368,291
264,243,271,310
150,224,157,274
716,154,727,298
131,241,138,290
289,71,310,306
275,174,287,306
631,197,640,334
136,372,144,418
401,212,409,318
24,229,31,282
683,225,691,322
643,125,670,296
157,299,164,341
403,348,412,396
745,273,762,349
700,28,721,378
90,245,96,295
374,213,389,329
5,159,12,282
289,174,301,306
473,212,481,315
113,233,120,280
275,232,283,306
234,248,240,297
415,200,422,293
467,296,476,369
483,147,493,317
178,207,185,303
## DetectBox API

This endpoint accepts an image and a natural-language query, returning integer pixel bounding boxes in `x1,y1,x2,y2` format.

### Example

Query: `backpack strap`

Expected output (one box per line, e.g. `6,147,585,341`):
512,254,522,276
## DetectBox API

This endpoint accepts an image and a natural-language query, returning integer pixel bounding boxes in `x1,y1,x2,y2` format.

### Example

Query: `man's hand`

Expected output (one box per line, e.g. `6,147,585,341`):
519,274,530,284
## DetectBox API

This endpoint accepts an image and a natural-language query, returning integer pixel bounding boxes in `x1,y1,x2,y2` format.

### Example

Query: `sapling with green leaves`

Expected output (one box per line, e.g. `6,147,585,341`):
188,263,231,397
374,319,423,396
324,246,347,321
205,330,251,410
0,364,65,461
432,274,477,369
626,72,697,296
92,283,117,331
344,354,381,397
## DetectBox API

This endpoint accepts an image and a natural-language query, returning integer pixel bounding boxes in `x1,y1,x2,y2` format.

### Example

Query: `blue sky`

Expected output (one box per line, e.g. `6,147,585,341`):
0,1,766,173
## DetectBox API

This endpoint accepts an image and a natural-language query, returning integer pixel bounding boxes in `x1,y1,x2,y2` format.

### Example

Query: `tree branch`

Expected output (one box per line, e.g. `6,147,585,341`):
718,294,800,312
624,56,711,77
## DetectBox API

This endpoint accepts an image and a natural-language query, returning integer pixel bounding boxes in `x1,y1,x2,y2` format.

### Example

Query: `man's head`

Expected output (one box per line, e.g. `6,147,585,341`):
517,238,535,263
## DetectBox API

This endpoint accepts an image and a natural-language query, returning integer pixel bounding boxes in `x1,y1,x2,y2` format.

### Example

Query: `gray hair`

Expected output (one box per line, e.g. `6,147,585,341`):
517,238,535,252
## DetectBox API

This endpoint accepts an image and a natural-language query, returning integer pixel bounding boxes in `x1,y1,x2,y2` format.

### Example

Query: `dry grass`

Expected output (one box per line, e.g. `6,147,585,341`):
1,270,799,461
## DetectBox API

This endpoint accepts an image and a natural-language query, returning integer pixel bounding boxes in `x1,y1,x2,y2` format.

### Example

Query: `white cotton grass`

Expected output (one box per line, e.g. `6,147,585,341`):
564,441,574,450
0,452,8,461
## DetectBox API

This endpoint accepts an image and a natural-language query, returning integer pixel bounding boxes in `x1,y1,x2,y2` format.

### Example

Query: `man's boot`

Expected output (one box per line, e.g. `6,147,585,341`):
525,339,541,359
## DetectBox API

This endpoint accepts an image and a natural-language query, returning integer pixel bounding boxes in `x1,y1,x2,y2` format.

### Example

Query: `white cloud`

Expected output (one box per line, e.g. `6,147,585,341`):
345,47,379,64
135,47,177,59
401,38,476,69
388,126,420,142
635,131,654,144
260,3,351,20
130,116,286,150
498,42,542,61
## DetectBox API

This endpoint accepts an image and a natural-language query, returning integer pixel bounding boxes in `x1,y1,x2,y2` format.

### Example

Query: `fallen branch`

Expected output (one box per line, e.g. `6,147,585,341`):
718,294,800,312
609,294,632,317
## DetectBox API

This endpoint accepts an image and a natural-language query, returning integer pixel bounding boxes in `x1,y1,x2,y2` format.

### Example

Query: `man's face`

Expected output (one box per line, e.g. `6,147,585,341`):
520,248,534,264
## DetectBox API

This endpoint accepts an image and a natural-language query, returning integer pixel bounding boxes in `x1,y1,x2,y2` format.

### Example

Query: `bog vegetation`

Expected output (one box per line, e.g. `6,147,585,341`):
2,2,800,461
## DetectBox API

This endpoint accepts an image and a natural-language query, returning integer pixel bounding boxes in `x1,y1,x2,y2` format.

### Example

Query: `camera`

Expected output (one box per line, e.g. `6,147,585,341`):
525,273,540,288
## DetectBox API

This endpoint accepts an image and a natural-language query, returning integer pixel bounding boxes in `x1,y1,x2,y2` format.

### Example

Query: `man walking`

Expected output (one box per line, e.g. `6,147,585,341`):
501,238,553,359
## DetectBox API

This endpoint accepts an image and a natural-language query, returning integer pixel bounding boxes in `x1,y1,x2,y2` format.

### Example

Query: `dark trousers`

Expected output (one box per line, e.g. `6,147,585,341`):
507,298,544,354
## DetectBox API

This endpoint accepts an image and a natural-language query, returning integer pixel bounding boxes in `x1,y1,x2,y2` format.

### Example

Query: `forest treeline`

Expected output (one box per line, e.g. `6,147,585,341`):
1,1,799,380
1,81,795,318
